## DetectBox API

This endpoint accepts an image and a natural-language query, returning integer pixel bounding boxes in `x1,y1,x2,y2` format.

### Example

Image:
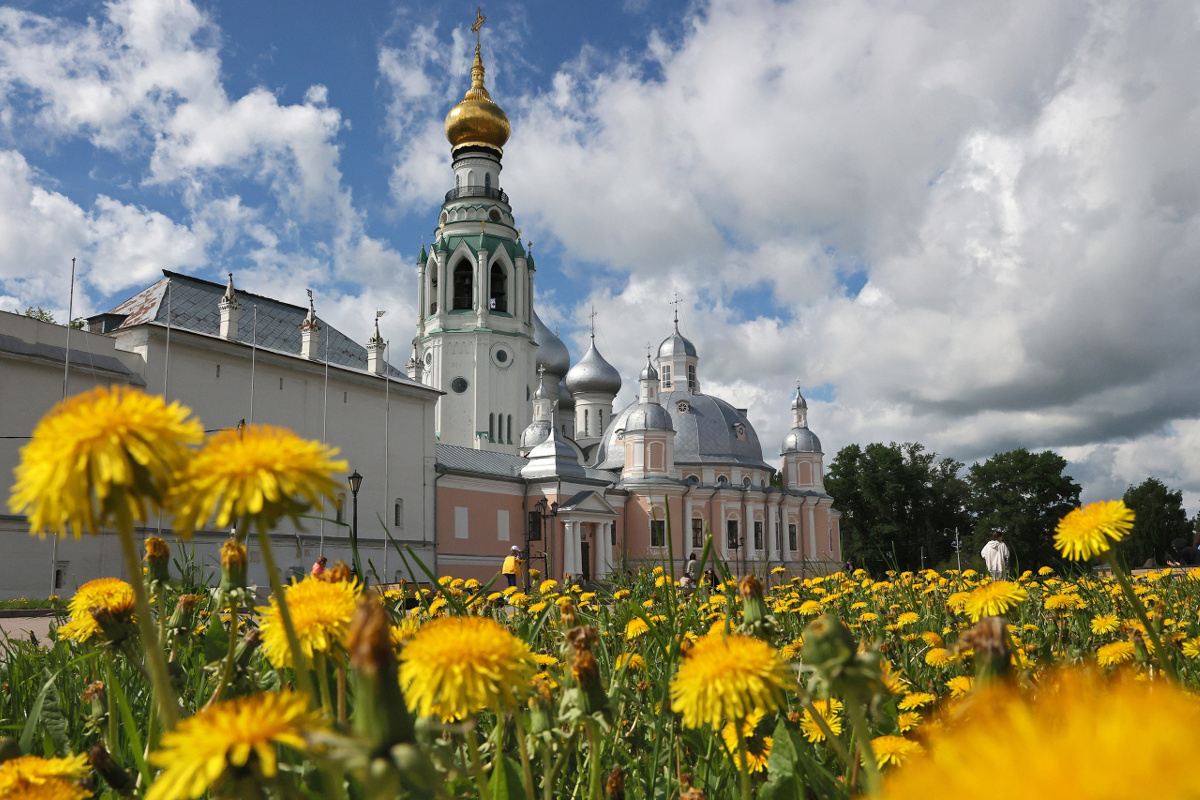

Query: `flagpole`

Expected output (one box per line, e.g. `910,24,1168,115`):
383,335,390,583
249,305,257,425
51,257,76,597
320,310,329,558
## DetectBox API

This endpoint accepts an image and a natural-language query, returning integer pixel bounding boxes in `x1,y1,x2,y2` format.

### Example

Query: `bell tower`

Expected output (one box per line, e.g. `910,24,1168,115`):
413,12,536,454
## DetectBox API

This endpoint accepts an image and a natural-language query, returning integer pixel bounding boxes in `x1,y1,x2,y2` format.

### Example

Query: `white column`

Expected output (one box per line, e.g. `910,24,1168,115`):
597,523,611,579
767,502,778,565
806,502,817,560
564,521,578,577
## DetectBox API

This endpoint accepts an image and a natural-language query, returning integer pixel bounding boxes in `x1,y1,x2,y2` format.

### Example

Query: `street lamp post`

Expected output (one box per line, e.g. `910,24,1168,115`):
531,498,558,589
348,470,364,586
944,527,962,573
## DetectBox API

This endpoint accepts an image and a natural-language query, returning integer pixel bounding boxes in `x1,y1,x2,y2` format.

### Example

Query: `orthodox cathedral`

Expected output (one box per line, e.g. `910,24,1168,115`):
399,36,841,582
0,25,839,598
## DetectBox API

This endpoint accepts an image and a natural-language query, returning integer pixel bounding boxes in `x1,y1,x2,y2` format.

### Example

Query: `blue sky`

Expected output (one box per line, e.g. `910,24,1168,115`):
4,0,1200,510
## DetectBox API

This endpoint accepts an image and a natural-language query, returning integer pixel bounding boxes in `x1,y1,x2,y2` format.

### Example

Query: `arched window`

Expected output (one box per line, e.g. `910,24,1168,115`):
584,409,589,435
489,263,507,312
335,493,346,524
484,172,491,189
507,414,513,444
598,409,603,434
452,260,473,310
455,173,461,190
489,413,495,443
429,268,438,314
394,498,404,528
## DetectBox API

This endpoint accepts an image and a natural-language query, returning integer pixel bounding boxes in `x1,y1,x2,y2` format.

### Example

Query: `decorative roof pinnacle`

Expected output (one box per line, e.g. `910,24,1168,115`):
221,272,237,304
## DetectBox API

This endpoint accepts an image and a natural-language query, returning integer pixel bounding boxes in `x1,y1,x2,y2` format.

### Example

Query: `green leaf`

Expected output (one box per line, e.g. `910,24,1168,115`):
759,718,803,799
487,753,526,800
18,669,59,754
203,615,230,663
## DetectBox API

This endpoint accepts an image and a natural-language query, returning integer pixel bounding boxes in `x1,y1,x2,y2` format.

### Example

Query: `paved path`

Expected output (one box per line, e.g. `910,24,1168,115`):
0,615,57,645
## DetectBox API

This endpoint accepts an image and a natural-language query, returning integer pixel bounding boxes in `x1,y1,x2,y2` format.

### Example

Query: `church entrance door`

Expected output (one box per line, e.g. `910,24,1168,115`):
580,541,591,582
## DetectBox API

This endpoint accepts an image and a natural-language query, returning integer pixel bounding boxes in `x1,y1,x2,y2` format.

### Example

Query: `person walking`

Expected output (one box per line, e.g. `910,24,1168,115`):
981,532,1009,581
502,546,524,588
311,555,327,576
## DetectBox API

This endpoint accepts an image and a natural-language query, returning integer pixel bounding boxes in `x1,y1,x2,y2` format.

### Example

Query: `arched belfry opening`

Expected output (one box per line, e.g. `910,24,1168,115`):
452,260,473,310
490,263,508,312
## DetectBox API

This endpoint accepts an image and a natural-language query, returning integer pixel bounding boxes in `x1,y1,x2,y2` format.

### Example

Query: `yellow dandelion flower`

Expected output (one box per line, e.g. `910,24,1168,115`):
778,639,804,662
920,631,944,648
898,711,922,732
859,611,880,623
625,617,650,641
720,710,773,773
962,581,1028,622
10,386,202,538
946,592,970,613
539,579,559,595
800,698,844,743
615,653,647,672
389,617,421,647
533,653,560,668
881,661,909,695
146,691,323,800
171,425,346,535
871,735,923,769
881,669,1200,799
1182,638,1200,659
258,575,361,668
670,634,790,729
799,600,823,616
946,675,975,698
0,753,90,800
1037,566,1054,576
528,601,548,615
1096,641,1136,668
613,589,631,600
925,648,954,668
898,692,936,711
56,577,135,643
896,611,919,626
399,615,535,721
1044,593,1084,612
1053,500,1135,561
1091,614,1120,635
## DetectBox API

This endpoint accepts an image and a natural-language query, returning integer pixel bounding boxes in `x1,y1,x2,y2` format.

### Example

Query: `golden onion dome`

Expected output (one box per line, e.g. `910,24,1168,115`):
444,46,511,153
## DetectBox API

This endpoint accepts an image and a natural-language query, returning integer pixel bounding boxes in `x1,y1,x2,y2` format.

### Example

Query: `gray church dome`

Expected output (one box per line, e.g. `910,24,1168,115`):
594,391,769,470
625,402,673,433
521,419,552,449
782,427,822,454
533,310,571,377
558,381,575,409
658,324,697,359
565,339,622,395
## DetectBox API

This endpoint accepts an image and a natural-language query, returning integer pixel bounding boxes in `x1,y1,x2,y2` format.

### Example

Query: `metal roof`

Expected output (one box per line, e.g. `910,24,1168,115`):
436,443,527,477
105,272,405,378
0,332,145,386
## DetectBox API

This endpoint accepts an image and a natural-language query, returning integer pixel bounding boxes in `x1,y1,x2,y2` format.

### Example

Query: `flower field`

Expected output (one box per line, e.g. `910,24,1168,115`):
5,386,1200,799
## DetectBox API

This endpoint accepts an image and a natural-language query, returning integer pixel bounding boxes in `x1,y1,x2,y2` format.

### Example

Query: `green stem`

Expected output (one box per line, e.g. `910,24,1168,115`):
206,600,238,708
103,652,119,750
117,526,179,729
514,712,536,800
585,720,603,800
315,652,333,720
255,526,316,701
1111,558,1178,682
845,697,882,797
465,726,490,800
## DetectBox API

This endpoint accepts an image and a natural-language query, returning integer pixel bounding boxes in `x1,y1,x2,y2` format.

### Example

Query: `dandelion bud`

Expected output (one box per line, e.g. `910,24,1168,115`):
680,788,707,800
346,597,415,753
956,616,1012,686
570,649,610,719
90,744,136,796
529,567,541,581
529,675,554,735
167,594,203,634
560,598,578,627
219,539,247,593
143,536,170,583
738,575,777,643
606,766,625,800
567,625,599,653
89,604,135,646
0,738,20,765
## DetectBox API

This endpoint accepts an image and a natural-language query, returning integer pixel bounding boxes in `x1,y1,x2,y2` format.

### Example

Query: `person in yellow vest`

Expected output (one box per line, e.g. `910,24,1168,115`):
503,545,524,588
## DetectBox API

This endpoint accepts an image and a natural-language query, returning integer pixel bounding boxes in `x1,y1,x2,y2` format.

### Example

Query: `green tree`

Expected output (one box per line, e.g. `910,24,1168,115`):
1121,478,1192,567
967,448,1080,571
21,305,84,328
825,442,970,575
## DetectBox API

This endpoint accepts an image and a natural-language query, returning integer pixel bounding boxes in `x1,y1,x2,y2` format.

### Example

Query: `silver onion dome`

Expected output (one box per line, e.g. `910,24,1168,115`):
625,402,673,432
782,427,822,454
792,386,808,410
557,381,575,409
639,359,659,382
532,310,571,377
565,339,622,395
521,419,552,449
658,324,697,359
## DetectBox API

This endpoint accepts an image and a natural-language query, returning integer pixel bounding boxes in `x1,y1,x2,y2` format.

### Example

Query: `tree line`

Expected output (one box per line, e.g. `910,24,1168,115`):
825,443,1194,575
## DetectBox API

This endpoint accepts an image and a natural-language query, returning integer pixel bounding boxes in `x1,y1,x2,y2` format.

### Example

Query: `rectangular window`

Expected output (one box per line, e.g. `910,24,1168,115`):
726,519,739,549
610,525,616,546
497,509,510,542
527,511,542,541
788,523,798,551
455,506,469,539
687,364,696,391
753,520,764,550
650,520,666,547
691,518,704,548
662,365,672,387
215,364,221,378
